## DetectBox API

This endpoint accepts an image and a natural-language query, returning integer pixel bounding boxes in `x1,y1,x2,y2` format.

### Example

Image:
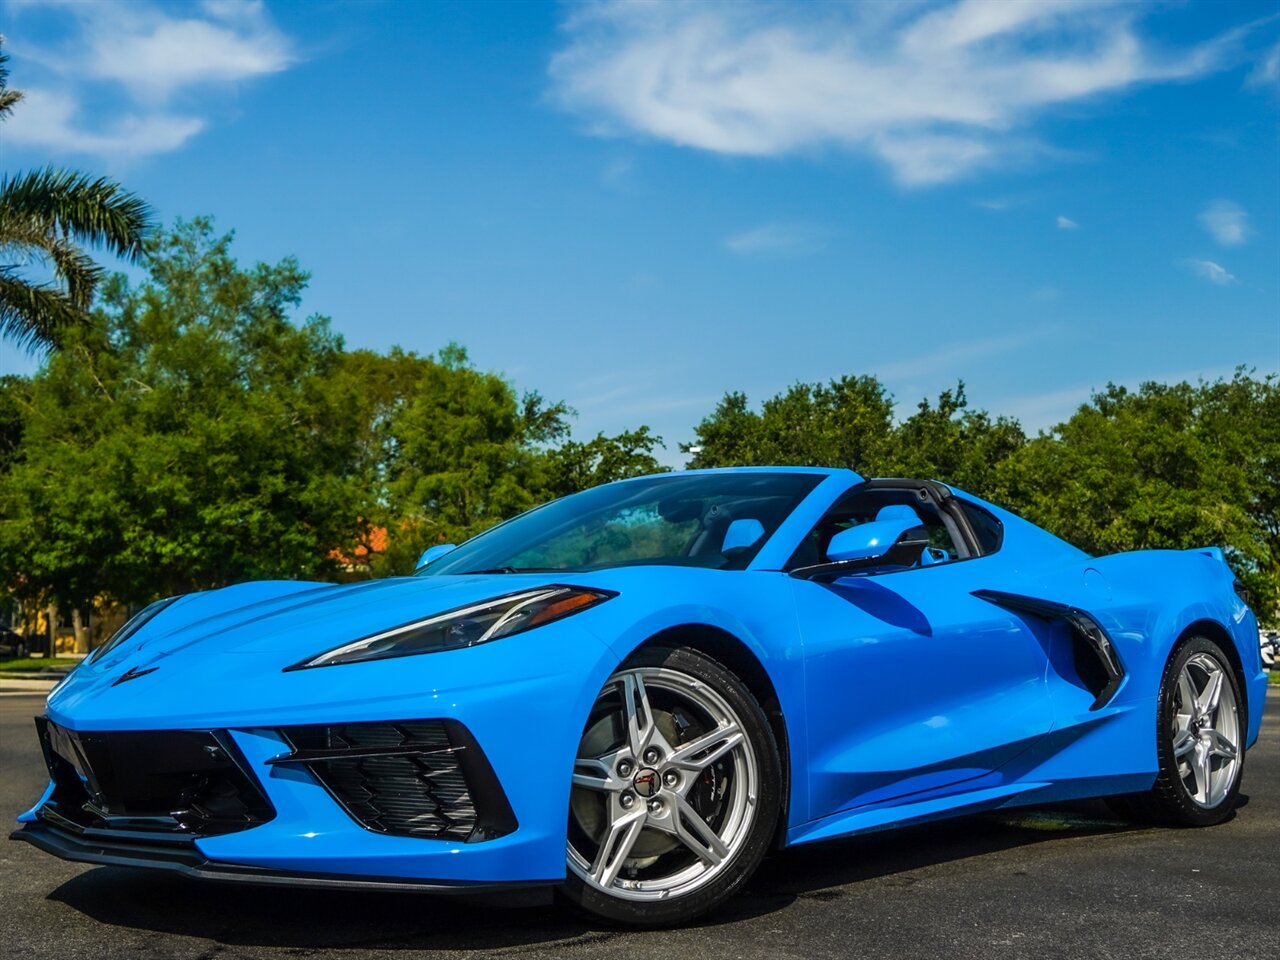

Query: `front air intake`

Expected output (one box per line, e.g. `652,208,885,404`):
35,718,275,839
272,719,517,842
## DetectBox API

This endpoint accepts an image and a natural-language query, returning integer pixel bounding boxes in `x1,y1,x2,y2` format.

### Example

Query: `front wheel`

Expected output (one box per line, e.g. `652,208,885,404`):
562,646,780,926
1108,635,1245,826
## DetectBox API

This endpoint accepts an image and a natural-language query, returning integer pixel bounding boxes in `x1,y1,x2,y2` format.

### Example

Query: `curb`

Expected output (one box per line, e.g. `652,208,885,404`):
0,677,57,694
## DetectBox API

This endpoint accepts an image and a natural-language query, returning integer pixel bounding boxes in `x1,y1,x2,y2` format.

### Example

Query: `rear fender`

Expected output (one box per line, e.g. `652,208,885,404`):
1003,549,1262,748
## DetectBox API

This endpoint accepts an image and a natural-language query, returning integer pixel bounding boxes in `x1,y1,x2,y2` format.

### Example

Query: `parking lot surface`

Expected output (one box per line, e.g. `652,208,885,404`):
2,693,1275,960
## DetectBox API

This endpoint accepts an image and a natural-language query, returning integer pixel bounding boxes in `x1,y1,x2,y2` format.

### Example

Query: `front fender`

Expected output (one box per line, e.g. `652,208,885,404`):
580,567,810,829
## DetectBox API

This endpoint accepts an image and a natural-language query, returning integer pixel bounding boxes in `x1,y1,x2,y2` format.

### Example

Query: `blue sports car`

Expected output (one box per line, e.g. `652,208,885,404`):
13,468,1266,925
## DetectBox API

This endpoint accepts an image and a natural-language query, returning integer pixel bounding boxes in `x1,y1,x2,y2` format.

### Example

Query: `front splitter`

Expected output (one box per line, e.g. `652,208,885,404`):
10,821,556,906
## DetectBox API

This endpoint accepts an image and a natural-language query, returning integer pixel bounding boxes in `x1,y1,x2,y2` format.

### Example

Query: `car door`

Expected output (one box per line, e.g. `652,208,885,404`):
790,490,1055,822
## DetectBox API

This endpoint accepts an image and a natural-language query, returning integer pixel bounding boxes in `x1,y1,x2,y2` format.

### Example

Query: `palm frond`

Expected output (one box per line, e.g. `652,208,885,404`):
0,35,21,122
0,167,154,262
0,271,88,353
0,35,11,92
48,238,105,310
0,215,107,309
0,89,21,120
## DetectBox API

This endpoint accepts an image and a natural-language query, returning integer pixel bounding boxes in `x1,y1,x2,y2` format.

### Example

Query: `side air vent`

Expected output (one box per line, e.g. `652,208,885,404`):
972,589,1126,710
271,719,517,843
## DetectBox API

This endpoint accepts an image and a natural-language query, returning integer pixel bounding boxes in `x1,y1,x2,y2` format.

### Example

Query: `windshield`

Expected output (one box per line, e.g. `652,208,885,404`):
421,472,823,575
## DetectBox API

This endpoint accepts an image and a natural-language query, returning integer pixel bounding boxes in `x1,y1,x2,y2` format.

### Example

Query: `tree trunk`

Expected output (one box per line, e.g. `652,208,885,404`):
72,607,89,655
46,603,58,658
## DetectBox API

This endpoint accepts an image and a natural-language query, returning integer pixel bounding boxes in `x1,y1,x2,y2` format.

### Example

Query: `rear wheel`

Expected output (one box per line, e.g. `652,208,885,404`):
562,646,780,926
1107,636,1244,826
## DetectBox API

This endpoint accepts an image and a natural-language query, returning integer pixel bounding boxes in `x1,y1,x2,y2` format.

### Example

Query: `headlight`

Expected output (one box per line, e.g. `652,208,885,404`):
289,585,615,669
89,595,182,664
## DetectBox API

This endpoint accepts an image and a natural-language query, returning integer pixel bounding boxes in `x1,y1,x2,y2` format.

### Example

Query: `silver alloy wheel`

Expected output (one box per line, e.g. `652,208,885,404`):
567,666,759,901
1172,652,1241,808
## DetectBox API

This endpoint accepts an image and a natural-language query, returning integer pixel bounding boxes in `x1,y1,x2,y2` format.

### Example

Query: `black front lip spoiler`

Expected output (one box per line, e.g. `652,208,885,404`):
9,821,555,904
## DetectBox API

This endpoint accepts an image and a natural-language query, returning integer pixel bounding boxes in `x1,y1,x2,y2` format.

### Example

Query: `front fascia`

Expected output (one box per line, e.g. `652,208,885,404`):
39,618,623,884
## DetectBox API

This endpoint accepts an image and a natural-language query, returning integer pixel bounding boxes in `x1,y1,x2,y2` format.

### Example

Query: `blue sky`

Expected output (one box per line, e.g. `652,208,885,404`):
2,0,1278,460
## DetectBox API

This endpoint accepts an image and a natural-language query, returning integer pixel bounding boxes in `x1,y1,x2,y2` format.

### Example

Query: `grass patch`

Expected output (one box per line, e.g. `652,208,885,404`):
1269,670,1279,687
0,657,80,673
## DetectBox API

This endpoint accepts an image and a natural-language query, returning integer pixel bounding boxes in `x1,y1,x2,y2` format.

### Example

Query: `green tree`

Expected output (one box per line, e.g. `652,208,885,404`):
379,344,572,553
0,38,153,351
684,376,895,470
885,382,1026,498
0,214,675,608
0,219,369,616
331,348,668,577
1002,371,1278,615
543,426,666,499
0,373,24,474
682,377,1025,500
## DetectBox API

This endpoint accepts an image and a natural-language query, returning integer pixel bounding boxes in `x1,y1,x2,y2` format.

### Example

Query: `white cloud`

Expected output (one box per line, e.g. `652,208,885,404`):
4,88,206,157
550,0,1248,186
874,328,1051,382
1198,199,1250,247
1056,215,1079,229
1247,40,1280,88
724,222,825,256
88,8,290,101
1184,259,1237,285
571,373,714,432
4,0,294,158
599,155,636,187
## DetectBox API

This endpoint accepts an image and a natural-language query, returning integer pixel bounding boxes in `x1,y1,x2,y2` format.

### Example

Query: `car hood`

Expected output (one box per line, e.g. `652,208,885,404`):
81,572,594,676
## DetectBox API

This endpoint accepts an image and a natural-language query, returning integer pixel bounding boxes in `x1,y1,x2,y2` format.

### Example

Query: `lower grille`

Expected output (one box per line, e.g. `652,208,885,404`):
36,717,274,839
274,719,517,843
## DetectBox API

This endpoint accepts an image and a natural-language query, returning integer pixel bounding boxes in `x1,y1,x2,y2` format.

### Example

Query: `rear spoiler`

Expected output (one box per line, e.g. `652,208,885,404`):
1190,547,1252,607
1190,546,1227,564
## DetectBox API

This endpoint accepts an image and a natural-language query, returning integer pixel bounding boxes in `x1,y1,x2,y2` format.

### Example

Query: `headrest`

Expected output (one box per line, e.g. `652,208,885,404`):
722,518,765,553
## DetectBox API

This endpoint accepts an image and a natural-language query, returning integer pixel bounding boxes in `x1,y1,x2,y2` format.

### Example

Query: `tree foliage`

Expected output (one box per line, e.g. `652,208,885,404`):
0,219,665,613
0,220,361,608
885,384,1025,500
685,371,1278,619
543,427,664,500
684,376,895,470
0,209,1272,630
1002,373,1278,613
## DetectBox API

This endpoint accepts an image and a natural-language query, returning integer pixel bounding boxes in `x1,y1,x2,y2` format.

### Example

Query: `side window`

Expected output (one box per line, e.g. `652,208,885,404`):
923,523,961,563
957,500,1004,555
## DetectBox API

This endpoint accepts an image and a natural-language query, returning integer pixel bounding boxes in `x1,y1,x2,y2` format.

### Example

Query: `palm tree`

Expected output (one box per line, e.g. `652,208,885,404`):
0,37,153,351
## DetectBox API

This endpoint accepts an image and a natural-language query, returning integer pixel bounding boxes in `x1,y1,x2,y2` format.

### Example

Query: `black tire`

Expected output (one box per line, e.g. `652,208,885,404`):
561,645,781,927
1106,635,1246,827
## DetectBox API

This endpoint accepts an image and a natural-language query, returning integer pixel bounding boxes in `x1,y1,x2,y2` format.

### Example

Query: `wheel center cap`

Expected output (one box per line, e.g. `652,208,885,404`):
632,767,660,798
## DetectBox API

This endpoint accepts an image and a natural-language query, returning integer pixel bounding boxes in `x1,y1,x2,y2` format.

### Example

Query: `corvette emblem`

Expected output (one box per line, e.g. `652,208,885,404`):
633,768,660,798
112,665,159,687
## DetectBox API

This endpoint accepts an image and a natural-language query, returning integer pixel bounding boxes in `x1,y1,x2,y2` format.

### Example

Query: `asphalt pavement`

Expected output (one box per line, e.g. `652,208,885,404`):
1,692,1275,960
